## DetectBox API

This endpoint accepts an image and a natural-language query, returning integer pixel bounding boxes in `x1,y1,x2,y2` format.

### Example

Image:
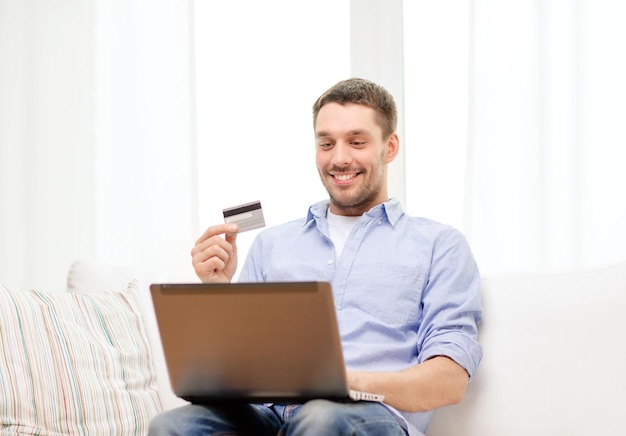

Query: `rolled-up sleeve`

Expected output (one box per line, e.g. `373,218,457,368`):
417,228,483,379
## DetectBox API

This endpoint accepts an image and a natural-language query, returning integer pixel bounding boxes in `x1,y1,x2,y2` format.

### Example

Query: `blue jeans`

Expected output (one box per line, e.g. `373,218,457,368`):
148,400,408,436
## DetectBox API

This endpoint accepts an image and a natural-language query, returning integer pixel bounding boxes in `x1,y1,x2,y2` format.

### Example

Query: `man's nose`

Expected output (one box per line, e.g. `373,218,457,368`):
332,142,352,167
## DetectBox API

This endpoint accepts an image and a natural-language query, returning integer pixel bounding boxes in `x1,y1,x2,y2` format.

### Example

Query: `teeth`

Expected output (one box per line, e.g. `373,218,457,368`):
335,174,356,181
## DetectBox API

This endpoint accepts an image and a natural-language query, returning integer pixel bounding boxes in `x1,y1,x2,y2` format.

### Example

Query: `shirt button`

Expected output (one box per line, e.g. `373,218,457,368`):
327,259,334,265
377,220,382,226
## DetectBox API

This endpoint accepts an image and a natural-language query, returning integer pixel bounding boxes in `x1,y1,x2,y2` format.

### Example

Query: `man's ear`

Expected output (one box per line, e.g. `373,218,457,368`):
384,132,400,163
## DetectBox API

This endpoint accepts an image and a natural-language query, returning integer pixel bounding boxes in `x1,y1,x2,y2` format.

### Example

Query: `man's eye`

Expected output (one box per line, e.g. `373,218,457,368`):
319,142,332,148
351,141,365,146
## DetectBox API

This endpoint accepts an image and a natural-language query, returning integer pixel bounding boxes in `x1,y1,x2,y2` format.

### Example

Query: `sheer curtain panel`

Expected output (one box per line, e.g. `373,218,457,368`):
467,0,626,274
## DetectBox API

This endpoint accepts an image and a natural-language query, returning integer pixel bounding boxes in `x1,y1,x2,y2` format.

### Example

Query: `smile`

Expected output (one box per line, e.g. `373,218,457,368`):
332,173,359,182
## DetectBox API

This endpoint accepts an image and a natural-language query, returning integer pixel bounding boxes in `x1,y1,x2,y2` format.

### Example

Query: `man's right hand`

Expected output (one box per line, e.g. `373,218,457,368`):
191,223,239,283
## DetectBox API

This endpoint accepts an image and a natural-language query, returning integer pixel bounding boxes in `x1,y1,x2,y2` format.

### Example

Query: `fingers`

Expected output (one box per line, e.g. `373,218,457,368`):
192,239,230,268
195,223,239,246
192,223,239,283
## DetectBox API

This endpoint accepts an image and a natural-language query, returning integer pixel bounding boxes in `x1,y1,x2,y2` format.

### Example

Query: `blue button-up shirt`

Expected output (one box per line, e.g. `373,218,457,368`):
239,198,483,436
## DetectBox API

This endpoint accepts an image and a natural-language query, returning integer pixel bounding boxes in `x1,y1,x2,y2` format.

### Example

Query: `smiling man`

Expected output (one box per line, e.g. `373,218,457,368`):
149,78,483,436
314,98,397,216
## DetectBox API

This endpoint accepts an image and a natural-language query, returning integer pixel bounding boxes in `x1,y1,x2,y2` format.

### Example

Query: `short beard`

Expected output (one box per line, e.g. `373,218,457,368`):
320,166,386,216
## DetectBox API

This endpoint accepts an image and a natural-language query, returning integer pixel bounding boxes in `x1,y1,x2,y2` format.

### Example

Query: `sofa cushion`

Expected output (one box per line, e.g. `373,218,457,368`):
66,259,188,411
427,262,626,436
0,281,162,435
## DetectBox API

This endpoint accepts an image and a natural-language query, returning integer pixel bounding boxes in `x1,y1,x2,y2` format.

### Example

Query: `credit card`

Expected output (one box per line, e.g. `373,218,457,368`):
222,200,265,233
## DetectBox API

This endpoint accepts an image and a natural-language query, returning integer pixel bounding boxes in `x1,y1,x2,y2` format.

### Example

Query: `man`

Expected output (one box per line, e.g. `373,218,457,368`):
149,78,482,436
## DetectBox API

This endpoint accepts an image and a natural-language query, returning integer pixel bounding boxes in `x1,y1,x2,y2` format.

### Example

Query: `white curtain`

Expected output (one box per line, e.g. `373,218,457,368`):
0,0,196,291
466,0,626,274
0,0,95,290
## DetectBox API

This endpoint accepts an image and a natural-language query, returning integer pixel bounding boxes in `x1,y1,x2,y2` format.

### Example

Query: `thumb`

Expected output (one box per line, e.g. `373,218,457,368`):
224,224,238,253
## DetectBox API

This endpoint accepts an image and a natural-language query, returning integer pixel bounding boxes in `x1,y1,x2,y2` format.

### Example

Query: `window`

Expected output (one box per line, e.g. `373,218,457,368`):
194,1,350,271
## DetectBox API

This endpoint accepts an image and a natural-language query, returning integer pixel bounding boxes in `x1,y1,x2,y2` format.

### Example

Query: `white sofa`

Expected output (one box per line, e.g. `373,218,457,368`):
428,262,626,436
2,260,625,435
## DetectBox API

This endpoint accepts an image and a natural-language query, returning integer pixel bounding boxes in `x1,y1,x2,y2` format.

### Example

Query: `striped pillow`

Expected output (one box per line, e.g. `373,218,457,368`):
0,281,162,435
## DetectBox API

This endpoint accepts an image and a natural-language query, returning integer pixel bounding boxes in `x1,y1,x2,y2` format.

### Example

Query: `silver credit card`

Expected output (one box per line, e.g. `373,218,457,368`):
222,200,265,233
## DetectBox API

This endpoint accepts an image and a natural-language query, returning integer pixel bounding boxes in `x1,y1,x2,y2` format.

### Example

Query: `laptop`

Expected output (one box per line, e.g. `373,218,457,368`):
149,281,384,404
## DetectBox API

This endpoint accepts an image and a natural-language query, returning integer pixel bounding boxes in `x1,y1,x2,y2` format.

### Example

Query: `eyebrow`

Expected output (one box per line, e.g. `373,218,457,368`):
316,129,373,138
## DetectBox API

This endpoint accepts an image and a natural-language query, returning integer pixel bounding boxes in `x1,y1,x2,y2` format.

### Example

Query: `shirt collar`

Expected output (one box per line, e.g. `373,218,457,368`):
304,198,404,227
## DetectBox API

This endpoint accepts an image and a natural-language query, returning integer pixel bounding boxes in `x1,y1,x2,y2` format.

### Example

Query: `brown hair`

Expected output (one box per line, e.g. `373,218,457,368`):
312,78,398,139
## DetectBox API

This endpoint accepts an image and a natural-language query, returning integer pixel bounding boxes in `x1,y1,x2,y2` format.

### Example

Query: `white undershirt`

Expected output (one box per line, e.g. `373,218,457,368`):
327,210,360,257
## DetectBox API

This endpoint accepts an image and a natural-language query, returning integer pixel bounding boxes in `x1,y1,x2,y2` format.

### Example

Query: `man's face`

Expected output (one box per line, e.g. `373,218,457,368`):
315,102,398,216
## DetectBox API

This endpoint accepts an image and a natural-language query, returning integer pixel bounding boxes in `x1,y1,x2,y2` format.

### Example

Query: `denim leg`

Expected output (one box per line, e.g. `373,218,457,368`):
280,400,407,436
148,403,282,436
